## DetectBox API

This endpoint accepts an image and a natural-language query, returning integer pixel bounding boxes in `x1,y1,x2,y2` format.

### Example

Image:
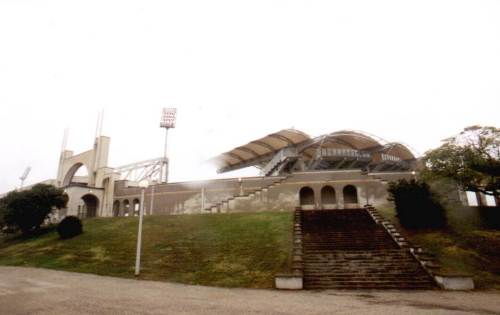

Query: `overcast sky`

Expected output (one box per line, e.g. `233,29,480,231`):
1,0,499,192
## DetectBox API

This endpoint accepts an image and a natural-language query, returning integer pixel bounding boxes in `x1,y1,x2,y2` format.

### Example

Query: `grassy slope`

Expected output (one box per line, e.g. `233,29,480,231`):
0,212,293,288
377,206,500,289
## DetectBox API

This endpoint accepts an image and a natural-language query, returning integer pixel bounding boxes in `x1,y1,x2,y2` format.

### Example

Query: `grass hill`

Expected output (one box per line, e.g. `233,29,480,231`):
0,212,293,288
2,208,499,289
377,206,500,289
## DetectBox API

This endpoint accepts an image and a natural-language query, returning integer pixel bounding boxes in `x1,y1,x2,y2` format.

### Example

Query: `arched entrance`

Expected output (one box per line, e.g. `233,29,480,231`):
343,185,358,207
81,194,99,218
113,200,120,217
321,185,336,208
299,186,315,209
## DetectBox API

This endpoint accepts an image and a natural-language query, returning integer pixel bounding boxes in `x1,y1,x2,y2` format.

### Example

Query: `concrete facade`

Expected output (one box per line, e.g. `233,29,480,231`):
112,170,415,216
16,128,420,219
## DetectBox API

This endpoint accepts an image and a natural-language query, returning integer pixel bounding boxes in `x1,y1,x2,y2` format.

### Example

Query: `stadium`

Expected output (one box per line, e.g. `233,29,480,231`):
54,128,418,218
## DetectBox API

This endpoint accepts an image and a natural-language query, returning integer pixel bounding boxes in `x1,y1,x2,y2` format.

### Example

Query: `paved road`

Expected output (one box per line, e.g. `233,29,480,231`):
1,267,499,315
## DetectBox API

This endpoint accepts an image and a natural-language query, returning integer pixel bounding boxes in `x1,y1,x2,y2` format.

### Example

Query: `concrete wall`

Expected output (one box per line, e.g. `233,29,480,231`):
61,186,104,218
112,170,414,216
447,205,500,230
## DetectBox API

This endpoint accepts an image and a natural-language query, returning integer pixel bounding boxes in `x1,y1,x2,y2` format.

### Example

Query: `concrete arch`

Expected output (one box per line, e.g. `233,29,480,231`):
321,185,336,208
343,185,358,207
62,162,91,187
55,136,117,218
299,186,315,209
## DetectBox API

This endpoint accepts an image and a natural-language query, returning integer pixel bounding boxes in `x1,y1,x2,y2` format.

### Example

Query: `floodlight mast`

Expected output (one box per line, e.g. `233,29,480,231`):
159,108,177,183
19,167,31,189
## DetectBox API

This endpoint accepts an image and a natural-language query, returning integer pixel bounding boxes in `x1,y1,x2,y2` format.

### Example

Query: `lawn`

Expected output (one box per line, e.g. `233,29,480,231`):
0,212,293,288
377,206,500,289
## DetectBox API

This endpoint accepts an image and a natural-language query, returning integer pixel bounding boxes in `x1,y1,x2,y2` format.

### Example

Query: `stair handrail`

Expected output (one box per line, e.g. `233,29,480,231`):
261,147,297,176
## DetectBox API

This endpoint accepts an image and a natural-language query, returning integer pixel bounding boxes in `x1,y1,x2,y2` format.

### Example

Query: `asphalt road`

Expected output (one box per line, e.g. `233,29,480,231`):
0,267,499,315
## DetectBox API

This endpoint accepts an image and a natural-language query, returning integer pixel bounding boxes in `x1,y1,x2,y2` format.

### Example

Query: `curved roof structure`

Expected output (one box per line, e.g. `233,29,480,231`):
212,129,311,172
379,143,415,161
299,130,385,160
212,128,416,173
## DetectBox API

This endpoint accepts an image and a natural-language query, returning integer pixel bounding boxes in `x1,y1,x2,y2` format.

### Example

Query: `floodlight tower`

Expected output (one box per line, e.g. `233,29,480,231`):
19,167,31,189
160,108,177,183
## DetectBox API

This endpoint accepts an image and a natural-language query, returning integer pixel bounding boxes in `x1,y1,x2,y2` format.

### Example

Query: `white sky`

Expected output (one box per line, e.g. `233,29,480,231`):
1,0,499,192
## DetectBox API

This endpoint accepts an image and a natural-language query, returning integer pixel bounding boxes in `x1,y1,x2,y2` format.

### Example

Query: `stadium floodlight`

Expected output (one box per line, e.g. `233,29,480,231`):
19,166,31,189
159,108,177,183
160,108,177,128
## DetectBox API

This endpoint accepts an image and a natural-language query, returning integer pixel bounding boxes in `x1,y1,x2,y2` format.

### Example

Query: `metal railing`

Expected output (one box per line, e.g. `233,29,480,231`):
261,147,297,176
381,153,402,162
317,148,371,159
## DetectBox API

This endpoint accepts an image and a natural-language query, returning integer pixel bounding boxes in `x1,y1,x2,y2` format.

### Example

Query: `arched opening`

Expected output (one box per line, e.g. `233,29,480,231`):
321,186,336,207
123,199,130,216
81,194,99,218
299,187,315,206
63,163,90,187
113,200,120,217
133,199,140,216
343,185,358,204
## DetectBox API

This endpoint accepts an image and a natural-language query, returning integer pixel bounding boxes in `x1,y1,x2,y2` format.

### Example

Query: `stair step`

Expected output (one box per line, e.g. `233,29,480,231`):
298,208,435,290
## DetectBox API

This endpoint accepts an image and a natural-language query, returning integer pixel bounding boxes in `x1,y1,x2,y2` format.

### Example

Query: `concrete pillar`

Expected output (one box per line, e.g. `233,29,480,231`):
336,184,345,209
314,186,321,209
358,185,365,206
457,189,468,206
476,192,485,206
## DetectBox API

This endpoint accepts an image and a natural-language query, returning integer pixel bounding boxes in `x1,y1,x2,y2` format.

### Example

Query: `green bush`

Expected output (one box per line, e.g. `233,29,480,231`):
387,179,446,229
57,216,83,239
0,184,68,235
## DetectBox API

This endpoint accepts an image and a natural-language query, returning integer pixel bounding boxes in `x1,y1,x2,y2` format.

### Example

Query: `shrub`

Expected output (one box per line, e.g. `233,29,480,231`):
387,179,446,229
0,184,68,235
57,216,83,239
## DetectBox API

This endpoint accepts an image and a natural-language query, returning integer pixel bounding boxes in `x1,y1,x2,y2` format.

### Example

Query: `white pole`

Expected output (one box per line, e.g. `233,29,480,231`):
164,128,169,183
135,187,146,276
201,187,205,212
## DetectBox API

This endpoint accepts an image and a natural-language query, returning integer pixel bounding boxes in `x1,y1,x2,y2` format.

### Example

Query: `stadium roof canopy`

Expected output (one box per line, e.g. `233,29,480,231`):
299,130,384,160
212,128,417,173
212,129,311,173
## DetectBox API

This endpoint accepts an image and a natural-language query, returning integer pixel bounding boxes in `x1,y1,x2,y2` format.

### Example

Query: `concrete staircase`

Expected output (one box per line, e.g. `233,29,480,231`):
301,208,436,289
204,176,288,213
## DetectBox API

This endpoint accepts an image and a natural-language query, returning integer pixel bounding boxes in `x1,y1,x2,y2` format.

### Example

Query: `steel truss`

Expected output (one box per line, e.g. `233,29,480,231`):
114,157,167,182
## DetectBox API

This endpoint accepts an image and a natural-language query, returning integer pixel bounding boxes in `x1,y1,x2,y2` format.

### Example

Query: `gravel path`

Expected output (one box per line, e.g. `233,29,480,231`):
0,267,499,315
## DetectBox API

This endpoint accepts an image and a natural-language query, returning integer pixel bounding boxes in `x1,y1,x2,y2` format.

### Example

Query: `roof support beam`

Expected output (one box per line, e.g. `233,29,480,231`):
235,146,260,158
268,134,294,146
224,152,246,163
250,140,275,152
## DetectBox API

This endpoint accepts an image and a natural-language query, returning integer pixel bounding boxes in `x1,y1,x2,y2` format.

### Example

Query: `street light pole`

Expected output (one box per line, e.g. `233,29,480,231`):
135,180,149,276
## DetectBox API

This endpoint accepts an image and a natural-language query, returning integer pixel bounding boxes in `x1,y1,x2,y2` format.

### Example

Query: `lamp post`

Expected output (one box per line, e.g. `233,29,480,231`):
135,179,149,276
